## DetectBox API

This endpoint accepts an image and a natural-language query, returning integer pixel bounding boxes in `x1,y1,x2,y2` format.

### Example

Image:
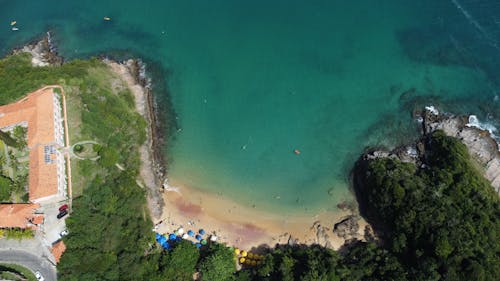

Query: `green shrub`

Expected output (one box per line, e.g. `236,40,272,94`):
73,144,83,153
4,228,34,240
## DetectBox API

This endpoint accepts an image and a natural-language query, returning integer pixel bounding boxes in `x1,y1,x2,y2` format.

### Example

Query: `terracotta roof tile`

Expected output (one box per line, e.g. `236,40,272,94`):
0,203,40,228
51,240,66,264
32,214,44,225
0,88,60,201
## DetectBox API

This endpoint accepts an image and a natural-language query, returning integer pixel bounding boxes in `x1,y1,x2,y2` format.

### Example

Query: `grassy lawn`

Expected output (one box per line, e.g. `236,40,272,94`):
0,263,37,281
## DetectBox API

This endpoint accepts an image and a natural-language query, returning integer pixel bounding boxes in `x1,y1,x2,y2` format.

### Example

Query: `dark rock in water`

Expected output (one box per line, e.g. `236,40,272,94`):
399,87,416,101
395,25,475,68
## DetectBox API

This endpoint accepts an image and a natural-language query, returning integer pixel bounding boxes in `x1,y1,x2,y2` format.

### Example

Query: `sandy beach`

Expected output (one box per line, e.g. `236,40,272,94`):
157,181,367,251
107,59,367,251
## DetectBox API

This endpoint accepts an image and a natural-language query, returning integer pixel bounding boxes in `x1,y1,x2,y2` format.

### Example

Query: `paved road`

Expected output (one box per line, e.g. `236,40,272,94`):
0,249,56,281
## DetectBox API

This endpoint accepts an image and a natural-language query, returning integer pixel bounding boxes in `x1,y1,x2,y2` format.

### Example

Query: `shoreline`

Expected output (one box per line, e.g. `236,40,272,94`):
106,58,368,251
157,180,367,250
18,33,368,251
105,59,166,220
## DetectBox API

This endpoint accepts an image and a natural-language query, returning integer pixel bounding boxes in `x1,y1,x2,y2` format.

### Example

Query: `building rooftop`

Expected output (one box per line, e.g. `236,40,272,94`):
51,240,66,264
0,88,58,201
0,203,41,229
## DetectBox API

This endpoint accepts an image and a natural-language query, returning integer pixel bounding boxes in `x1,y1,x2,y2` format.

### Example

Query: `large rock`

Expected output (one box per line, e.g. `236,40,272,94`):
13,32,63,66
422,108,500,194
333,215,360,240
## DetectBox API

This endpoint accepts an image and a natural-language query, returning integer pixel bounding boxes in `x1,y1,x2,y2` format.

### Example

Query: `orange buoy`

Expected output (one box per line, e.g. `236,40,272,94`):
294,149,301,155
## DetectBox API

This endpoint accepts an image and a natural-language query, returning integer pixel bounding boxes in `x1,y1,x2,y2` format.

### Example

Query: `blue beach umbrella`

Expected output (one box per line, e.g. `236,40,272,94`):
195,234,202,241
195,243,202,248
176,236,182,242
199,229,206,235
158,236,167,244
155,233,161,241
187,230,194,237
162,242,171,250
169,234,177,241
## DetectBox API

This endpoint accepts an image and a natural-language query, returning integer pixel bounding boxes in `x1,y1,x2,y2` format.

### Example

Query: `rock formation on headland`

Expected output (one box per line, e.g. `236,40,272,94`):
362,106,500,194
13,31,63,66
105,59,166,219
422,107,500,193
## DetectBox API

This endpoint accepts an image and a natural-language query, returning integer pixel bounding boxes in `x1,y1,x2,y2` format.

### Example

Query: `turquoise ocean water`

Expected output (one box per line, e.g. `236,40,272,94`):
1,0,499,214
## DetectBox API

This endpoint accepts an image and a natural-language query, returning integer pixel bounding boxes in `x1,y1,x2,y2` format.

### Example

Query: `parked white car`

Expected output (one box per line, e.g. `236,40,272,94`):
60,229,69,238
35,270,45,281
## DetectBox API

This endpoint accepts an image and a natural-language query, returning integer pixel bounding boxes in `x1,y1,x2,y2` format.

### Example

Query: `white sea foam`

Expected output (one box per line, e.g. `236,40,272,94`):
466,115,500,150
163,178,180,194
137,60,152,89
425,105,439,115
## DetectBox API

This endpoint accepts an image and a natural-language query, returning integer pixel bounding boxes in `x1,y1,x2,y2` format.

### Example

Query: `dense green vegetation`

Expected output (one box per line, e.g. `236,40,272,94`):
0,228,34,239
1,52,498,281
0,126,29,202
353,131,500,280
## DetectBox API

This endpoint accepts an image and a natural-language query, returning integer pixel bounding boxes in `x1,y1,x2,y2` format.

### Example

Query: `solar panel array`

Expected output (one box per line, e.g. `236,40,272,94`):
44,145,56,164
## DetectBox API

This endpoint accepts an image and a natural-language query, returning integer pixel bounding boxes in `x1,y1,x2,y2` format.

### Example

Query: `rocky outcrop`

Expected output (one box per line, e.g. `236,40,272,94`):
422,108,500,194
333,215,360,240
358,106,500,195
106,59,166,220
13,32,62,66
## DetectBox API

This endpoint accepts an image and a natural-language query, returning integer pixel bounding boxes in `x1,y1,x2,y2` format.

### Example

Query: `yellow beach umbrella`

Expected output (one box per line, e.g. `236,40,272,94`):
251,260,257,266
241,250,247,257
234,248,240,255
247,253,254,259
239,257,246,264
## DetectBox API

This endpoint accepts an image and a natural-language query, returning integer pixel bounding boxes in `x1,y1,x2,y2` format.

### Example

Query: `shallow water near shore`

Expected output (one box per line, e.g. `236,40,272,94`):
1,0,500,214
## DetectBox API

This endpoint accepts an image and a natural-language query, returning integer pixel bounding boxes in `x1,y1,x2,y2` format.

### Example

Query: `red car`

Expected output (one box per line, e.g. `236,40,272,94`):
59,204,68,212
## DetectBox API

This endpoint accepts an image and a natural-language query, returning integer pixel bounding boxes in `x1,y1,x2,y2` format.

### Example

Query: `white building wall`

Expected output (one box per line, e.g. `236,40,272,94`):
52,93,67,198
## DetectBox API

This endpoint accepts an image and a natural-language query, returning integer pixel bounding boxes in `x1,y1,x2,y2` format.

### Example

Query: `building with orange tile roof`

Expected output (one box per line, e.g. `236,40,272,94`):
0,203,41,229
32,214,44,225
51,240,66,264
0,87,67,204
0,87,68,229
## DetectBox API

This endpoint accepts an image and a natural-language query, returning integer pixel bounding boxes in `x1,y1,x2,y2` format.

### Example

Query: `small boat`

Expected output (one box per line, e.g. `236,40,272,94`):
11,27,19,31
294,149,301,155
103,17,111,21
10,21,16,26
